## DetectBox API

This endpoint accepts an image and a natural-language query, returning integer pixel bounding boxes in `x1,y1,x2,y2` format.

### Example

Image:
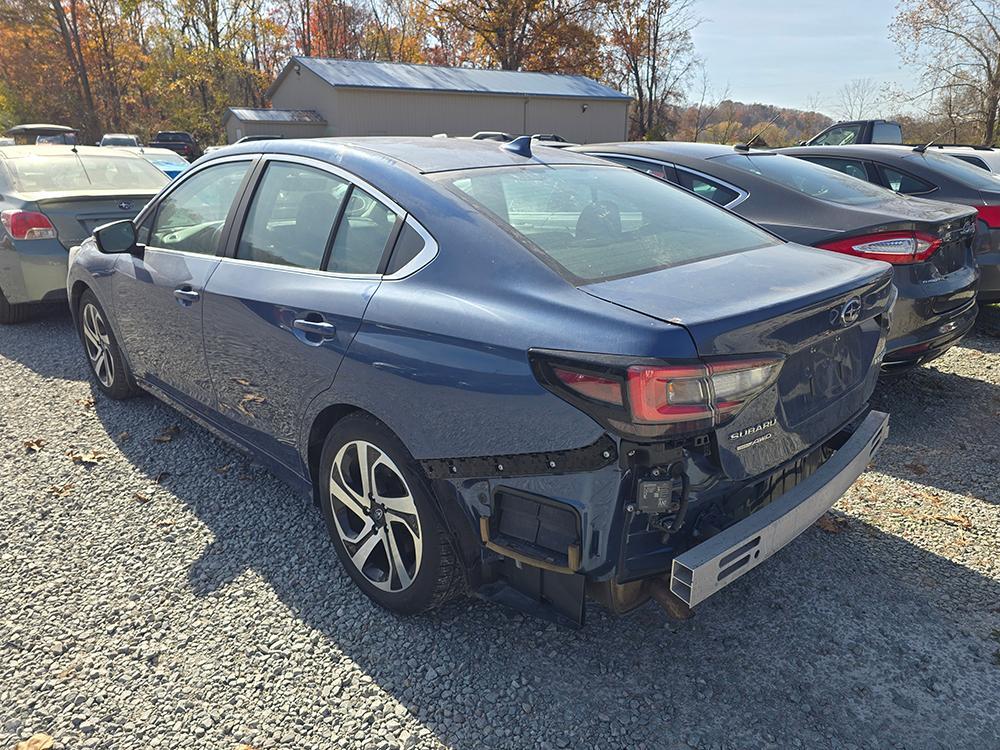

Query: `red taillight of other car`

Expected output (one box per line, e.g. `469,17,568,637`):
816,231,941,264
538,354,783,439
975,204,1000,228
0,210,57,240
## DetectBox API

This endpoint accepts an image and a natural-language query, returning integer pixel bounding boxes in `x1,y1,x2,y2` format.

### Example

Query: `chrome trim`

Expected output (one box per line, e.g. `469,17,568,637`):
211,253,381,281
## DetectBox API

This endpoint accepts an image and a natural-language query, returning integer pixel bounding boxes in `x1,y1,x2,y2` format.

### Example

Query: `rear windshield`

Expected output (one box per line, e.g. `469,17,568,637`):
436,165,778,283
4,154,169,193
714,152,894,205
156,133,189,142
102,136,138,146
915,150,1000,190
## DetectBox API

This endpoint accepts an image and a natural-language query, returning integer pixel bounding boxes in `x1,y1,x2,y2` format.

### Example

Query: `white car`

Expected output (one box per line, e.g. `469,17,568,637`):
922,144,1000,172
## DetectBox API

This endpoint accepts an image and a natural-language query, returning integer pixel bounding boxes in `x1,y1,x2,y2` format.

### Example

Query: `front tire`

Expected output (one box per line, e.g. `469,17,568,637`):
319,414,465,614
78,289,139,399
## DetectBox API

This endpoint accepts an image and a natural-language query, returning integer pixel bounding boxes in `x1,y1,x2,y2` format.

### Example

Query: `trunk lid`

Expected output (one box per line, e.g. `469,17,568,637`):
583,243,894,480
32,192,156,249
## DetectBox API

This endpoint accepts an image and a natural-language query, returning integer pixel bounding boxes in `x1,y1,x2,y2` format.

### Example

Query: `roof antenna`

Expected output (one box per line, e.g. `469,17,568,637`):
502,135,533,158
913,131,947,153
734,113,781,152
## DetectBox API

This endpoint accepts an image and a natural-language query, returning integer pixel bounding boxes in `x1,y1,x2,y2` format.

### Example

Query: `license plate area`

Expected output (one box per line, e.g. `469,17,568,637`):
778,327,864,426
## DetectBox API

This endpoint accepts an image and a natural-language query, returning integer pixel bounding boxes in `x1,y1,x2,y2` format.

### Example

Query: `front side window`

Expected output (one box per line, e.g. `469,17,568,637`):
437,164,778,283
809,124,862,146
875,165,936,195
716,153,893,205
237,162,349,269
801,156,870,181
149,161,250,254
674,168,740,206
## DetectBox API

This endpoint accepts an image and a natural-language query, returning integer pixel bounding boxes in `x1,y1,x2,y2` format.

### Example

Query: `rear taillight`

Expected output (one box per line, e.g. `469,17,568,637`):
534,352,783,439
975,204,1000,228
816,231,940,264
0,210,57,240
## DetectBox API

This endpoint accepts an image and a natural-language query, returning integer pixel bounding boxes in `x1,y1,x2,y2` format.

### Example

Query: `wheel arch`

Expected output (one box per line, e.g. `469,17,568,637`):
69,279,91,329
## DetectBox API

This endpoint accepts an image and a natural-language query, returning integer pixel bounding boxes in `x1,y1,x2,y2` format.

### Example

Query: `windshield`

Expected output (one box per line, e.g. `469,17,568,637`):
5,153,169,193
917,150,1000,191
714,152,895,205
437,165,778,283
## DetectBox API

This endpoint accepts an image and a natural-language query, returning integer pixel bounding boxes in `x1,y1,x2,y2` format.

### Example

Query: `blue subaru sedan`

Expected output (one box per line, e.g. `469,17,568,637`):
68,138,892,625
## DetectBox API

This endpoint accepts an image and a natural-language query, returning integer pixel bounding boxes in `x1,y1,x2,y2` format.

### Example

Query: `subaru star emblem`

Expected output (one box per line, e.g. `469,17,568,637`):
118,200,133,211
832,296,862,328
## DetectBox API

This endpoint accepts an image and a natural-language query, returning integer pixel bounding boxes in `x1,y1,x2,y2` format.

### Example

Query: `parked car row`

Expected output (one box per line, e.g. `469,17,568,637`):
1,133,994,628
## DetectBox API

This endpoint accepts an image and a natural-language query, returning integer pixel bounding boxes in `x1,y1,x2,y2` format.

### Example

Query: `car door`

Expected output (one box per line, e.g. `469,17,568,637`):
201,156,402,471
113,157,255,410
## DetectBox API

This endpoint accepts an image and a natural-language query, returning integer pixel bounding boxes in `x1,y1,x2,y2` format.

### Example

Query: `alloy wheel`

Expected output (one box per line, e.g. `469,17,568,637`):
82,302,115,388
329,440,423,592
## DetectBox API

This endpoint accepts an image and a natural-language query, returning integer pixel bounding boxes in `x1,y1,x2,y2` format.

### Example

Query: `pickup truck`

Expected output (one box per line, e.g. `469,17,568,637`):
803,119,903,146
148,131,202,161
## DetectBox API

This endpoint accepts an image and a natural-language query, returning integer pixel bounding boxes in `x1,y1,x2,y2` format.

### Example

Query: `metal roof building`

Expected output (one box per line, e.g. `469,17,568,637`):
248,57,630,144
222,107,327,143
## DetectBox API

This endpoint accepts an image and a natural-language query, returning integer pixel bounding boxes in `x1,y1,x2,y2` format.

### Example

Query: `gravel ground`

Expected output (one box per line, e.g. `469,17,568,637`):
1,309,998,750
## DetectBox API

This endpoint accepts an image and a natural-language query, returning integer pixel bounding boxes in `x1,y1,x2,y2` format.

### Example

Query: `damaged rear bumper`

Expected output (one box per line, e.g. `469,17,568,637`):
669,409,889,608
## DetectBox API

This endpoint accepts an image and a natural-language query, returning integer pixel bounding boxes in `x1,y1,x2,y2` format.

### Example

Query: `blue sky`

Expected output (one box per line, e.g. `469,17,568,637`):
691,0,920,115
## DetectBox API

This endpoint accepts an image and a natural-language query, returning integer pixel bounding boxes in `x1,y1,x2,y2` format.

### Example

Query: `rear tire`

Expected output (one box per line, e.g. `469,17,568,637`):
319,413,465,615
78,289,140,400
0,286,30,324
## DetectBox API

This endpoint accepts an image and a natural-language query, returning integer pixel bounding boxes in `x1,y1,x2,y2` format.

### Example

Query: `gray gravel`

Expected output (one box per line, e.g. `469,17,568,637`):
1,309,998,750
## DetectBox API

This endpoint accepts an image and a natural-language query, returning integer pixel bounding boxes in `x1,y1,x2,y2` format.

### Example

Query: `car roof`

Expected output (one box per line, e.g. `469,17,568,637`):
777,144,924,158
0,144,145,159
575,141,742,160
209,136,606,174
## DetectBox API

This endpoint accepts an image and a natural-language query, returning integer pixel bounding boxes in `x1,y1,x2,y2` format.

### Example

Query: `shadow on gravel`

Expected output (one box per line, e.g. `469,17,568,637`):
0,306,84,381
870,340,1000,505
89,385,1000,749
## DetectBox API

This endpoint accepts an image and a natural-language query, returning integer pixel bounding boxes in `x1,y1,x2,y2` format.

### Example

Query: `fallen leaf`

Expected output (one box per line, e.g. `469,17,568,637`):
24,439,46,453
153,425,181,443
133,492,150,503
232,377,254,387
214,463,233,475
76,395,95,409
47,483,75,498
157,518,175,527
904,462,928,476
236,393,266,417
16,733,54,750
69,450,104,465
815,513,848,534
117,431,130,441
233,745,256,750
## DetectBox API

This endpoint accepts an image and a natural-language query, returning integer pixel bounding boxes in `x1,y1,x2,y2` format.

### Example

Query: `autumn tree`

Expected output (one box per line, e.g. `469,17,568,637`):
892,0,1000,144
604,0,698,139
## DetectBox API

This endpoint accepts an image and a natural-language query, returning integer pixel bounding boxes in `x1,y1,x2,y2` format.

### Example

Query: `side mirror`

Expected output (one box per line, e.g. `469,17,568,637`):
94,220,139,255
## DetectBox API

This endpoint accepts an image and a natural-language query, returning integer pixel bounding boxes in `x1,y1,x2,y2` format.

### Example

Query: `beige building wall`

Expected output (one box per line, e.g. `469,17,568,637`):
268,66,629,143
224,118,327,144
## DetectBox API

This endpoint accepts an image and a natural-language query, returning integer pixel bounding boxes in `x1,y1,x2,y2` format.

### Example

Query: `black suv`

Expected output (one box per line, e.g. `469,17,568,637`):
148,131,202,161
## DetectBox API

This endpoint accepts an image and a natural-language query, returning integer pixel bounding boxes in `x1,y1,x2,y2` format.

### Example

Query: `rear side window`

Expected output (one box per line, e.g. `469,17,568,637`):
437,164,777,283
149,161,249,255
237,162,349,269
876,165,936,195
385,222,426,274
801,156,869,181
872,122,903,144
674,169,740,206
949,154,991,170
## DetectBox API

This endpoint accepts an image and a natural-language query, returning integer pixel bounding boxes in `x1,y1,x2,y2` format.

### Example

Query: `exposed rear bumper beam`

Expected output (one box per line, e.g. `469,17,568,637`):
670,410,890,608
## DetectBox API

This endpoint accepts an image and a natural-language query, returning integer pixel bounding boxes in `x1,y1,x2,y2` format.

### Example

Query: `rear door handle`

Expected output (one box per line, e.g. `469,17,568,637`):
293,319,337,338
174,287,200,303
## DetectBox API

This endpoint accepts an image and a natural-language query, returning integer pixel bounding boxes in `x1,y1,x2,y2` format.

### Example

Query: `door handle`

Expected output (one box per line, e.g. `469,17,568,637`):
293,318,337,338
174,287,200,303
